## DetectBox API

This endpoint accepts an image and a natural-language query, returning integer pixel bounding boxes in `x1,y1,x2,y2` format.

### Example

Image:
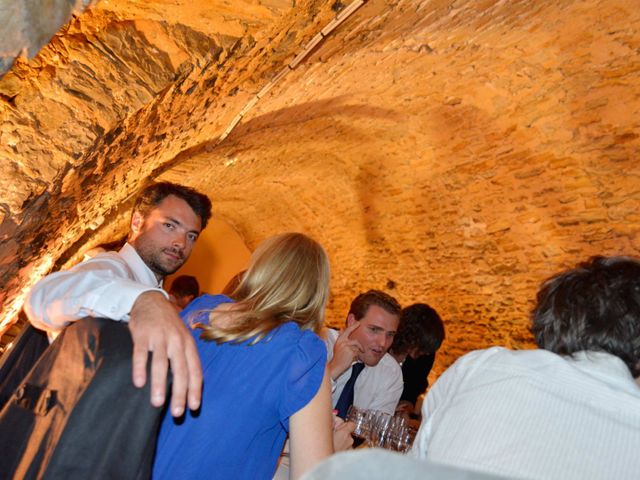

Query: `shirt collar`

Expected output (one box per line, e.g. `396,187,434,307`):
119,243,163,288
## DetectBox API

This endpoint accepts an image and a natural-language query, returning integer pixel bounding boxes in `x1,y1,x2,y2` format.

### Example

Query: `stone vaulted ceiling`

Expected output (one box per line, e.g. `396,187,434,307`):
1,0,640,377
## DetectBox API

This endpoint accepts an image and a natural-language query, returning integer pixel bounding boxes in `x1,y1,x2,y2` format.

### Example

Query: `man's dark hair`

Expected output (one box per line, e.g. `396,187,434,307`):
133,182,212,229
169,275,200,298
532,255,640,377
348,289,401,321
392,303,445,356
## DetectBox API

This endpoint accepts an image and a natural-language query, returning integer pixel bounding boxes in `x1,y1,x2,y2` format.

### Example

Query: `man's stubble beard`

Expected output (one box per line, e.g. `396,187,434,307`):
132,237,186,278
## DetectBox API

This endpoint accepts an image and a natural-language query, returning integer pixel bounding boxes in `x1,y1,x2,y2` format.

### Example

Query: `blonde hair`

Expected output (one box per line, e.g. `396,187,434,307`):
198,232,330,344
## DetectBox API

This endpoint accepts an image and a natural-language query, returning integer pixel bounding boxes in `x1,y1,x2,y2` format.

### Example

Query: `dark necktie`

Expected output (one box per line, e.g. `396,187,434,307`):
334,362,365,419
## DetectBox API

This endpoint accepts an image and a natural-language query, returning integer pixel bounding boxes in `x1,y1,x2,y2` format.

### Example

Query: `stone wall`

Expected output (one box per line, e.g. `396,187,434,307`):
1,0,639,381
0,0,96,75
162,0,640,377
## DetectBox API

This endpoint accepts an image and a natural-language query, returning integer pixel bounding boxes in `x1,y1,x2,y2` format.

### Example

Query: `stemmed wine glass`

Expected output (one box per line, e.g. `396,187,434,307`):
346,406,416,452
346,405,372,441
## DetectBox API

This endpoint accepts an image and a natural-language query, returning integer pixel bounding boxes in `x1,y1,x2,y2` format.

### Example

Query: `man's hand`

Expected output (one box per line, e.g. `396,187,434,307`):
129,291,203,417
328,322,364,380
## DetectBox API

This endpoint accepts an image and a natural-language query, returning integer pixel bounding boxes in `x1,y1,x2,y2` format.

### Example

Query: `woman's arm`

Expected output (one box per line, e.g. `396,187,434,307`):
288,370,334,479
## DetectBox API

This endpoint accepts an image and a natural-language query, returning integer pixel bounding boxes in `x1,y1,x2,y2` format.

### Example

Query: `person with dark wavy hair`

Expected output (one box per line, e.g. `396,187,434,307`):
389,303,445,415
5,182,212,478
25,181,212,416
133,181,212,231
532,255,640,376
168,275,200,311
410,256,640,480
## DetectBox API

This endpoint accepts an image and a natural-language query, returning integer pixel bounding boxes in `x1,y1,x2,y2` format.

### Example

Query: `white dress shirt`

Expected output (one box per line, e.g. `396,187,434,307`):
410,346,640,480
323,328,403,415
25,243,166,332
274,329,404,480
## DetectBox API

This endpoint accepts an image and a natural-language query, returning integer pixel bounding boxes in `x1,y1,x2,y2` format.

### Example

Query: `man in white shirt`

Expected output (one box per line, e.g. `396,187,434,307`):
325,290,403,416
24,182,212,417
275,290,402,479
411,256,640,480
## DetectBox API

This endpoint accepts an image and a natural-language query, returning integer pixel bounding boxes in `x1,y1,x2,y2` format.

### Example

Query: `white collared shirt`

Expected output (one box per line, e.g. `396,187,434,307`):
410,346,640,480
25,243,166,332
323,328,403,414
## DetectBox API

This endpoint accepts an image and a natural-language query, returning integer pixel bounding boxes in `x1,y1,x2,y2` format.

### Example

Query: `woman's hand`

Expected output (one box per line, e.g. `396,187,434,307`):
395,400,414,418
332,415,355,451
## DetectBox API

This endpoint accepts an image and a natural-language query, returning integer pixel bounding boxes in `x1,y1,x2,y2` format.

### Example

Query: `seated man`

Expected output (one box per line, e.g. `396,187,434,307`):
388,303,445,417
274,289,401,479
326,290,403,416
0,182,211,478
24,182,211,416
168,275,200,311
411,256,640,480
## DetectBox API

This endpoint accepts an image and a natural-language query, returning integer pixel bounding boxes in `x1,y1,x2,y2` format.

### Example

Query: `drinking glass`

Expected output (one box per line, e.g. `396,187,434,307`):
345,407,417,452
367,411,392,448
346,405,370,440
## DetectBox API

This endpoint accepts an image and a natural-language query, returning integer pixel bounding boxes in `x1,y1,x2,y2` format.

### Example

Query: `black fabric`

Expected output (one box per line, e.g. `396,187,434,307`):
0,324,50,411
399,353,436,405
0,317,165,480
334,362,365,419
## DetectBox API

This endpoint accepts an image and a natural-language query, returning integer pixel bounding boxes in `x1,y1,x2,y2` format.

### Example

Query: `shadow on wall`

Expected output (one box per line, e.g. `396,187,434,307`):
230,95,403,140
165,218,251,295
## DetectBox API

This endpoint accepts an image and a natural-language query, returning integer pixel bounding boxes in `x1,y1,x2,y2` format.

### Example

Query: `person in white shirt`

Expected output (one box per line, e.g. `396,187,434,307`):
274,290,401,479
24,182,212,417
411,255,640,480
326,289,403,416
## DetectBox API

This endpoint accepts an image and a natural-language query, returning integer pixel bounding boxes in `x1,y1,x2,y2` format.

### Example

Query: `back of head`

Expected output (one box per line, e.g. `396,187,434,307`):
532,255,640,377
133,182,212,228
348,289,401,321
222,270,246,297
392,303,445,356
169,275,200,298
201,232,330,343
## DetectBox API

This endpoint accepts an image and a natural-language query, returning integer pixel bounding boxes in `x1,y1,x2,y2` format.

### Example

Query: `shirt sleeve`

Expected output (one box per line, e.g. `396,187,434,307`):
24,255,164,332
279,331,327,428
409,349,492,459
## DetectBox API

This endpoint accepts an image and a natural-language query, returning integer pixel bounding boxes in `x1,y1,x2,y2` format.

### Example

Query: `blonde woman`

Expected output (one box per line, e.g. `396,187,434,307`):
152,233,335,479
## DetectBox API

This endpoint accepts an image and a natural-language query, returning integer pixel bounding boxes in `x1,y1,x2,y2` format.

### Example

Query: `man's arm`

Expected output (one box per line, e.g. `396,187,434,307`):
24,255,164,332
24,255,202,417
326,323,364,381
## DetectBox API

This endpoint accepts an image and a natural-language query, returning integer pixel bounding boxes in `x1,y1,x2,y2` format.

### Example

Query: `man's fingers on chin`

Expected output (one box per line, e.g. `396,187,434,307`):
345,322,359,332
